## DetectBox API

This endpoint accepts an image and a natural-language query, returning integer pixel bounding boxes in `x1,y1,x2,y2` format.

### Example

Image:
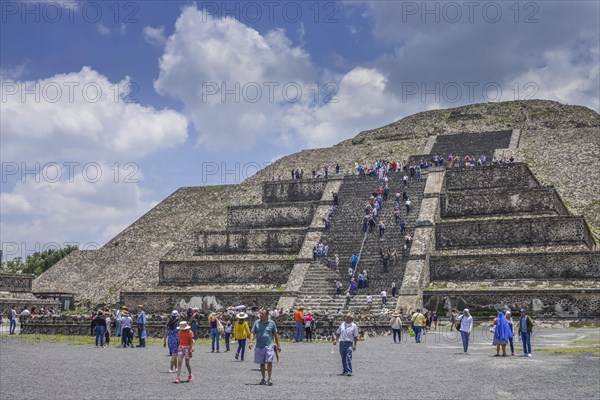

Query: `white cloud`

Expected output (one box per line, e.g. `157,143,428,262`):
143,25,167,46
1,164,156,257
97,23,110,36
1,66,188,163
154,5,406,152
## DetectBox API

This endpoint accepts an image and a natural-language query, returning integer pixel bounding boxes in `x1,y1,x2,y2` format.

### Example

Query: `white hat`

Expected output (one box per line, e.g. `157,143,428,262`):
171,310,179,317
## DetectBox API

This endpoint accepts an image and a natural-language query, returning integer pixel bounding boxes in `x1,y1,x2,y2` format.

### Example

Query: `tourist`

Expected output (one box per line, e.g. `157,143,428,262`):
249,309,282,386
390,312,402,343
333,313,359,376
92,311,107,348
405,198,411,214
400,220,406,236
366,294,373,311
304,310,315,342
313,246,318,261
114,307,122,339
450,309,458,331
190,307,199,339
432,311,438,330
391,282,397,298
19,307,30,334
234,312,251,361
344,291,351,309
220,319,231,352
175,321,195,383
135,305,147,348
348,267,354,279
411,309,425,343
379,221,385,238
294,306,305,342
363,269,368,288
104,311,111,346
119,310,133,348
163,310,180,371
335,254,340,272
357,272,365,289
351,254,358,270
8,306,16,335
208,312,225,352
457,309,473,354
505,311,516,356
350,279,357,296
518,309,535,357
335,280,342,297
380,290,388,305
493,311,511,357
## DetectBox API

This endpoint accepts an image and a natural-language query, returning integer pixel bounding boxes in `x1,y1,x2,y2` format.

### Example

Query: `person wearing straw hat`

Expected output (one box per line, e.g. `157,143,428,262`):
249,309,281,386
390,312,402,344
233,312,251,361
175,321,195,383
118,310,133,348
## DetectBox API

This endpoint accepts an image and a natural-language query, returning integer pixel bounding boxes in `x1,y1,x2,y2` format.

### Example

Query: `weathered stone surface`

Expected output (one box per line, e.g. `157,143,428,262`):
197,229,307,254
430,252,600,281
263,179,328,203
435,216,593,250
0,273,33,292
227,203,317,228
159,260,294,285
444,163,539,191
440,187,569,218
430,130,513,160
423,289,600,318
120,291,286,313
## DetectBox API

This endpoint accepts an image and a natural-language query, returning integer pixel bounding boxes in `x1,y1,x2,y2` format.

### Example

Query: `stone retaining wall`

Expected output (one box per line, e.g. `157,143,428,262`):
444,163,539,191
227,203,317,228
0,298,60,312
423,289,600,318
196,229,307,254
440,187,569,218
430,130,513,159
430,252,600,281
263,180,328,203
158,260,294,285
120,291,289,313
0,273,33,292
435,216,592,249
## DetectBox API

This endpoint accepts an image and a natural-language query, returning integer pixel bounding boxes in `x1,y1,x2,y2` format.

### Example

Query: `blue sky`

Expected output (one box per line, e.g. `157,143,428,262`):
1,0,599,260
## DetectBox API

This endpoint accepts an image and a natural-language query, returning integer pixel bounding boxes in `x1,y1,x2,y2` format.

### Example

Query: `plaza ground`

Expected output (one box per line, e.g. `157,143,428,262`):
1,326,599,400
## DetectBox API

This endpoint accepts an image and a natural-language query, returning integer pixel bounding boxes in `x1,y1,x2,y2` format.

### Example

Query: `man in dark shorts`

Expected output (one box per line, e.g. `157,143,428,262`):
249,309,282,386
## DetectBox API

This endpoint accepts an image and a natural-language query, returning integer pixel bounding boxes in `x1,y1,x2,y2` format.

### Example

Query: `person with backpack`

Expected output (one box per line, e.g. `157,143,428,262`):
304,310,315,342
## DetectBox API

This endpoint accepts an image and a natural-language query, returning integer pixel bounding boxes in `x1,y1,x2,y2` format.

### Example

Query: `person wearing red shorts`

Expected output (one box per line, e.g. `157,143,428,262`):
175,321,195,383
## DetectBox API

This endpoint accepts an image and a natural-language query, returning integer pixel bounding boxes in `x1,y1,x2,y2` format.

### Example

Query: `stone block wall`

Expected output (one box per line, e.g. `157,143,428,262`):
196,229,307,254
263,180,328,203
120,291,288,313
435,216,591,249
430,130,513,160
159,260,294,285
0,298,60,312
443,163,539,191
440,187,569,218
423,289,600,318
430,252,600,281
227,203,316,228
0,273,33,292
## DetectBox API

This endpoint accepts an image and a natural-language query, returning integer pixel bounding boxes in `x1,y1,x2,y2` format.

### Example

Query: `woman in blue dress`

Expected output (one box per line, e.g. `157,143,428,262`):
163,310,180,372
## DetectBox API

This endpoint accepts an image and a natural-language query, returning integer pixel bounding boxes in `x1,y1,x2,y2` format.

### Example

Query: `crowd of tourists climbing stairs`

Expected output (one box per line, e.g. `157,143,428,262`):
296,167,427,314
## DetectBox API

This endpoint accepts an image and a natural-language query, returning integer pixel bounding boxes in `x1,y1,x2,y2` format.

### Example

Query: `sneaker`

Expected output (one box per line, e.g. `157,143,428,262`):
346,373,352,377
259,379,267,385
235,353,239,360
174,378,181,384
267,378,273,386
188,375,194,382
527,354,532,358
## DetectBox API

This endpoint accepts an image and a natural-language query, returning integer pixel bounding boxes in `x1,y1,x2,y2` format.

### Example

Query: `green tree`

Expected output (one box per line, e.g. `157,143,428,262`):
1,245,78,276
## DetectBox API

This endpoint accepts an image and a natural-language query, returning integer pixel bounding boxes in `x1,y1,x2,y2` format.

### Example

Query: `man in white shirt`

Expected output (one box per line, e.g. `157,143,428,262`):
380,290,387,305
366,295,373,310
333,313,359,376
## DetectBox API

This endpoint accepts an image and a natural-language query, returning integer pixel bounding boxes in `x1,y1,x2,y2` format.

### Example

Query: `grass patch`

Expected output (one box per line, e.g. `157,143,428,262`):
572,339,600,345
537,347,600,356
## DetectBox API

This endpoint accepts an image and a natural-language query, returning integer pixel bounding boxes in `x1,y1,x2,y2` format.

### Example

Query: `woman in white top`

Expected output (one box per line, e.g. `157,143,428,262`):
457,309,473,354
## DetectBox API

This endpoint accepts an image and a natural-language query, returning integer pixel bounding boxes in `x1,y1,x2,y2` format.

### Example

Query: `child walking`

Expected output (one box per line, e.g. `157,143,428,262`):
175,321,195,383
